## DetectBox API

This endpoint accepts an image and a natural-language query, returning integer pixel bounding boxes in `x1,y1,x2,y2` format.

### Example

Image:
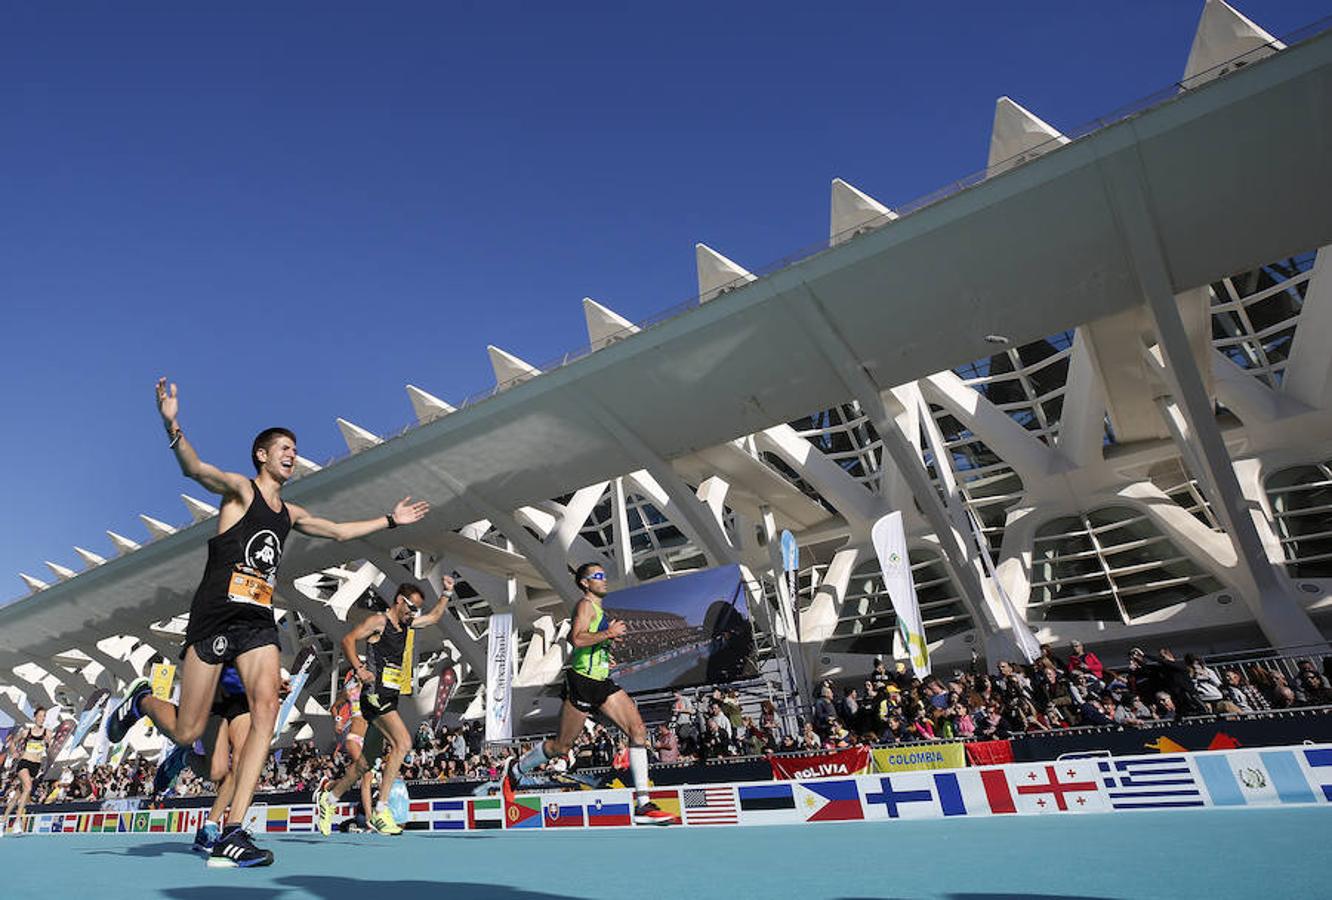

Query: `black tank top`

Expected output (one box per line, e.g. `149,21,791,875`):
367,617,409,697
186,480,291,643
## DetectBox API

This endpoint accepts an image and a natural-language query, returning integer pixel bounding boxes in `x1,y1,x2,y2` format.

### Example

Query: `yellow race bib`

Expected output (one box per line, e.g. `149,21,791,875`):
227,571,274,607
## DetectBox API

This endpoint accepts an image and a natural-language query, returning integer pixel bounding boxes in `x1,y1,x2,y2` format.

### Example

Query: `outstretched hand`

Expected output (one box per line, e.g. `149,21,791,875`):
155,377,178,425
392,496,430,526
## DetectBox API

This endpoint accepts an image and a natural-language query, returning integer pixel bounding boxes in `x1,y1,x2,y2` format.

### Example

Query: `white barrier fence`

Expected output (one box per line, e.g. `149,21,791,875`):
13,743,1332,835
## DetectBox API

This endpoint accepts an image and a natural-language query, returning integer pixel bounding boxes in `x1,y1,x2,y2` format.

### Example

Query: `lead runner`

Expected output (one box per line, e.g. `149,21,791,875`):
105,377,429,867
502,562,673,825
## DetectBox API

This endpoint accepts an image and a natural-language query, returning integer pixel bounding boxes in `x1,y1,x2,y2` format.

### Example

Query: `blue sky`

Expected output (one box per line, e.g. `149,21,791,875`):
1,1,1325,598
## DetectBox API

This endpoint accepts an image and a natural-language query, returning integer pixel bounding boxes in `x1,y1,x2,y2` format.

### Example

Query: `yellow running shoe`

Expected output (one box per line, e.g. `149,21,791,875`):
369,807,403,835
315,789,336,836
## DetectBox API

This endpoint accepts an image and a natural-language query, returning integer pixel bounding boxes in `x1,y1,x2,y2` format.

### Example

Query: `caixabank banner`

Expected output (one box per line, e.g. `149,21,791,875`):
15,744,1332,835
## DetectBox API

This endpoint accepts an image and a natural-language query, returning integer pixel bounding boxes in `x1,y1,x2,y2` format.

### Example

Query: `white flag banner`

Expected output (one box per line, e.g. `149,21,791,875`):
871,511,930,677
968,511,1042,664
484,612,516,743
88,703,114,768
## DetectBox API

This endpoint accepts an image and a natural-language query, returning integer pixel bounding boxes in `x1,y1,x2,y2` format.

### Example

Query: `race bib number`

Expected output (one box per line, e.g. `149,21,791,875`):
228,571,274,607
380,664,408,692
25,740,45,756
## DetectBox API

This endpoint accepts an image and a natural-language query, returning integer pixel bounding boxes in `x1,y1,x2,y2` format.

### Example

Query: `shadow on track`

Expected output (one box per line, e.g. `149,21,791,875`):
83,841,196,858
159,878,584,900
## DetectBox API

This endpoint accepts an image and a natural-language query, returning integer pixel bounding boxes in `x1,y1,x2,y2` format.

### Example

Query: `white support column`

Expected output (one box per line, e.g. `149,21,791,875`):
1106,155,1324,649
799,547,861,682
783,285,999,636
1278,247,1332,411
609,477,635,583
1056,329,1109,468
920,371,1058,481
585,399,737,565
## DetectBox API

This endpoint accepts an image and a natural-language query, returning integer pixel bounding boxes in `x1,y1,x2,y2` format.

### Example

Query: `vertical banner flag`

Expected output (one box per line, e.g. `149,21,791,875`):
89,700,115,768
779,529,800,642
485,613,516,743
69,689,111,752
150,663,176,701
871,511,930,677
431,663,459,734
45,718,78,769
273,648,317,740
967,510,1040,664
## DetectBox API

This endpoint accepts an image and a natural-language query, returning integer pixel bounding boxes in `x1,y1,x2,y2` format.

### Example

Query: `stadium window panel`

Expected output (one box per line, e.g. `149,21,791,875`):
1207,253,1316,388
1266,460,1332,578
824,550,973,655
788,402,885,492
1029,507,1217,623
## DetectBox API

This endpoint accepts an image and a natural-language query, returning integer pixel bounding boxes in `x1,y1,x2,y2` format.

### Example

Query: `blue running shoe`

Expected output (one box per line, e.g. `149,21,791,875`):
106,677,152,744
207,826,274,868
192,821,220,855
154,743,192,796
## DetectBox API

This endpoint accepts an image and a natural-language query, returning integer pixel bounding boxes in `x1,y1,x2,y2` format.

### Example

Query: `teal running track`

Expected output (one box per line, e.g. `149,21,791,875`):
2,807,1326,899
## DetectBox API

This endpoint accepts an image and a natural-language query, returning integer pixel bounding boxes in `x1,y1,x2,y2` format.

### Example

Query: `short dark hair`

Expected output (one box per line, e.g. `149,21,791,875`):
396,582,425,602
251,427,297,471
33,705,46,716
573,562,601,588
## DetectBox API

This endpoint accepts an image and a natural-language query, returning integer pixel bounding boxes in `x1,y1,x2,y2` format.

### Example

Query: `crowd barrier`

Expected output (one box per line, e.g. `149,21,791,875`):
12,743,1332,835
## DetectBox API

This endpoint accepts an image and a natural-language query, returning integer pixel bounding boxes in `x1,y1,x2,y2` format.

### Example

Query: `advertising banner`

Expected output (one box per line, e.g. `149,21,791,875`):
431,663,459,734
68,689,111,753
273,648,317,740
150,663,176,701
871,512,930,677
770,746,871,780
485,613,516,743
599,564,758,693
872,743,967,773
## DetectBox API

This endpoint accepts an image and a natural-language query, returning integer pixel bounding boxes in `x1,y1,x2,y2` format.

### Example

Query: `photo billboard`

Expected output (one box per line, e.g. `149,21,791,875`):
601,564,758,692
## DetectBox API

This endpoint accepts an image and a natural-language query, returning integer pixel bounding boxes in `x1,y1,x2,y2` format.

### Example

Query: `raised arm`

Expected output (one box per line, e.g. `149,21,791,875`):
343,615,385,685
411,575,454,629
155,378,250,499
287,496,430,543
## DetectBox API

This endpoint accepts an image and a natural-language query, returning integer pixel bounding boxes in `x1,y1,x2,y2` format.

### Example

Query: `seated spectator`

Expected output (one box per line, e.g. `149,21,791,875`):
655,724,680,764
1078,694,1114,726
1295,660,1332,706
1101,692,1145,727
1066,640,1104,680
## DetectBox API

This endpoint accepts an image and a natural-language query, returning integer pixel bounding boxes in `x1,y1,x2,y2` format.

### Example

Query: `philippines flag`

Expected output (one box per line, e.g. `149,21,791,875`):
543,799,586,828
793,780,863,822
1302,747,1332,802
1097,756,1206,810
861,773,967,820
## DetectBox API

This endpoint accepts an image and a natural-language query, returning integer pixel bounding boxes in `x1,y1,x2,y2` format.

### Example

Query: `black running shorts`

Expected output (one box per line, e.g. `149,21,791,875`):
211,692,251,722
16,759,42,779
563,670,621,713
188,621,280,666
361,689,400,723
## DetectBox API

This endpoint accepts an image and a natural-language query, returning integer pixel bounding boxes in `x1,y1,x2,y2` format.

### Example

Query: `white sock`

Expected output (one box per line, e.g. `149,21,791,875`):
375,802,387,814
515,741,550,776
629,745,650,802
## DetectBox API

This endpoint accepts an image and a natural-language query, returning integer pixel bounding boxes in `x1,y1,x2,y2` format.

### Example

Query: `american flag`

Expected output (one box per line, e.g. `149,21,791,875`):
683,787,738,825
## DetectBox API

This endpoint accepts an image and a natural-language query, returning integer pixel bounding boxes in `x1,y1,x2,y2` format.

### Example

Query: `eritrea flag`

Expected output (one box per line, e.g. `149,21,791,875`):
505,796,543,829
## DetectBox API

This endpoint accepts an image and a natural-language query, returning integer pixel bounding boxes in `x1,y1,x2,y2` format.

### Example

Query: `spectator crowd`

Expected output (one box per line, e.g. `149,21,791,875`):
6,644,1332,807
